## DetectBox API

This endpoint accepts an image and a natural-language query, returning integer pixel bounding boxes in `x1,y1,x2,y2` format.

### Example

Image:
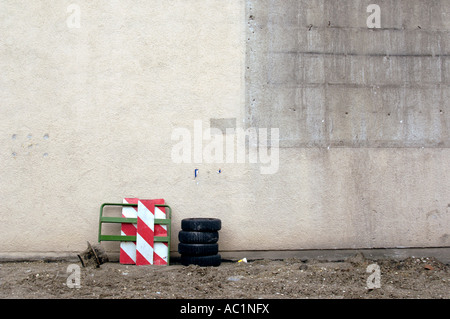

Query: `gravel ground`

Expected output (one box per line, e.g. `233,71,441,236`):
0,253,448,299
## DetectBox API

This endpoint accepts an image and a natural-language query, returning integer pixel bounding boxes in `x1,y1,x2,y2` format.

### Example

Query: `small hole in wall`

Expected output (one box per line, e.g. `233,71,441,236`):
43,153,48,158
11,134,17,140
43,134,49,140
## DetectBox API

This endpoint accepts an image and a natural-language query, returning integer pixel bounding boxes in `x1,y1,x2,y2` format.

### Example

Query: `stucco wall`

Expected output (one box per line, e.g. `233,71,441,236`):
0,0,448,255
0,0,245,253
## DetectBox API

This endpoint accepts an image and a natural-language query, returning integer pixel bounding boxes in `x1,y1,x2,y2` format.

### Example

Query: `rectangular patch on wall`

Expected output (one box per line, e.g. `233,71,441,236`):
210,118,237,134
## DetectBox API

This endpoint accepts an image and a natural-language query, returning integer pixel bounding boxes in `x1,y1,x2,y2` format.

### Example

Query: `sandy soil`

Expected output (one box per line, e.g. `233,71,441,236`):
0,253,448,299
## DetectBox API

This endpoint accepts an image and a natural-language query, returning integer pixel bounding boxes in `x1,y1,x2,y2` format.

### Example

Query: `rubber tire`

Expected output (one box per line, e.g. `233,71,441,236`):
178,243,219,256
181,218,221,232
181,254,221,267
178,231,219,244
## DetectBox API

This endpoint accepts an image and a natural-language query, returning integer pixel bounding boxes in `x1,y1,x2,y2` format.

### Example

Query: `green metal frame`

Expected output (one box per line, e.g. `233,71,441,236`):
98,202,172,265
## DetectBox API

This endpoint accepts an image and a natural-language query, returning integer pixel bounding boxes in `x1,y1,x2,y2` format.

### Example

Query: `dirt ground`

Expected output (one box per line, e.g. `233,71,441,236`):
0,253,448,299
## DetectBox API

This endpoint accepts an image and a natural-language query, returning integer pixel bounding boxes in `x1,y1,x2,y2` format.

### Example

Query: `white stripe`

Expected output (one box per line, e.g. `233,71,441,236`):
121,200,137,232
120,242,136,262
154,206,167,232
138,201,154,231
154,242,168,262
136,233,154,263
154,206,165,219
122,206,137,218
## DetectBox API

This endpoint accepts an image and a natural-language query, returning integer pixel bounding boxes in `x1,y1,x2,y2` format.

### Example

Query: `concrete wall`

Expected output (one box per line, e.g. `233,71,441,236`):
246,0,450,148
0,0,448,256
243,0,450,250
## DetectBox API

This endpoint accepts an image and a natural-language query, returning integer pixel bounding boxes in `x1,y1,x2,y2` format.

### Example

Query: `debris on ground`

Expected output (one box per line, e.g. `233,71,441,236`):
77,242,109,268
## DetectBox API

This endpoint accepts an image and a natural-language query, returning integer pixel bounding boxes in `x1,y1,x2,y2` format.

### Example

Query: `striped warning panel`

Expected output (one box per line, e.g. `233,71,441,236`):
119,198,139,264
153,200,168,265
136,200,155,265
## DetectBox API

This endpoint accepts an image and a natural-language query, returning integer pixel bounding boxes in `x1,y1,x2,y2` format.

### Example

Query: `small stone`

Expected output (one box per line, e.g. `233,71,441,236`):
227,276,244,282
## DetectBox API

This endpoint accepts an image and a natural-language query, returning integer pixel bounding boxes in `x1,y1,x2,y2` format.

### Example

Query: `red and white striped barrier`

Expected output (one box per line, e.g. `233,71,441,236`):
120,198,169,265
120,198,139,264
136,200,155,266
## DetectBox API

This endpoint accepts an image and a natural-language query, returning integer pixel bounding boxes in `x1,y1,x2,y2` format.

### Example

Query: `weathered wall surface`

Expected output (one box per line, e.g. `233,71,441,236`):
246,0,450,148
0,0,448,256
243,0,450,249
246,0,450,248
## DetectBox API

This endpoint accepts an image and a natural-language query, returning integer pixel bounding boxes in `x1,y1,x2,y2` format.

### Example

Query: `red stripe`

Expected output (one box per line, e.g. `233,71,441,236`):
136,250,151,266
153,198,165,209
124,198,139,211
121,223,136,236
154,224,167,237
119,248,135,264
137,217,154,246
140,199,156,213
154,198,166,237
153,250,167,265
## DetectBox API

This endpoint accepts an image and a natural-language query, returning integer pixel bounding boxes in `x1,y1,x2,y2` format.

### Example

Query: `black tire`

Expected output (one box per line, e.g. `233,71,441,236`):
178,243,219,256
181,254,221,267
181,218,221,232
178,231,219,244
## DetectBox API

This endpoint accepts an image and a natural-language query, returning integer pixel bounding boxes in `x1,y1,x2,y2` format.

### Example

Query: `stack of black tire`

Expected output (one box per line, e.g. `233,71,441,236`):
178,218,222,267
